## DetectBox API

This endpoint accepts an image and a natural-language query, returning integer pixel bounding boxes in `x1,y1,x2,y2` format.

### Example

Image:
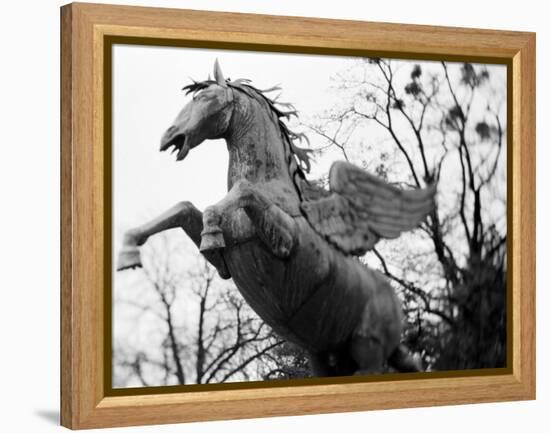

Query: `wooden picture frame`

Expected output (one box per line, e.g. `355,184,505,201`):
60,2,536,429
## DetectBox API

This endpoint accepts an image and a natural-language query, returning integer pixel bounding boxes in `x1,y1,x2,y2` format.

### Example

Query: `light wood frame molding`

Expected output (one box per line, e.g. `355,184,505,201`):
60,2,535,429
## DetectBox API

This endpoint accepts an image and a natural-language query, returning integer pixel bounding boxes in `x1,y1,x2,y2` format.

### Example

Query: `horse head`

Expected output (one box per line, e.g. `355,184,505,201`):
160,59,234,162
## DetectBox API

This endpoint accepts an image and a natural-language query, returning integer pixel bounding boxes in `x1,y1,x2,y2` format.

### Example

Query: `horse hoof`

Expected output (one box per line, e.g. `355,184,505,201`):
200,228,225,252
117,247,142,271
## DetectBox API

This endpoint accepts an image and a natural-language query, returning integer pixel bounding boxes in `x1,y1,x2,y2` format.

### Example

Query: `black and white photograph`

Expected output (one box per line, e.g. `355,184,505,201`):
112,45,507,389
4,0,548,431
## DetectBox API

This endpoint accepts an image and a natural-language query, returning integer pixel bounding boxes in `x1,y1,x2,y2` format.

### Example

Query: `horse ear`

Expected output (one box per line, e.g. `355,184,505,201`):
213,59,227,87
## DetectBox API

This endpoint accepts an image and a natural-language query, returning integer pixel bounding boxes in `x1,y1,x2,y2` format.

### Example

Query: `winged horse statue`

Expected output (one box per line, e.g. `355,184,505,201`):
117,60,436,376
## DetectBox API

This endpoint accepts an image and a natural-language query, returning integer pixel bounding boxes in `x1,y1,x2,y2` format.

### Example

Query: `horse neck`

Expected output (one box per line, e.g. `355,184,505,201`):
224,94,294,190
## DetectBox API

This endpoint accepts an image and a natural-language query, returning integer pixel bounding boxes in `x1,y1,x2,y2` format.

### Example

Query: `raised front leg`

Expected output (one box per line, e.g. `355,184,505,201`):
117,201,230,279
200,180,297,258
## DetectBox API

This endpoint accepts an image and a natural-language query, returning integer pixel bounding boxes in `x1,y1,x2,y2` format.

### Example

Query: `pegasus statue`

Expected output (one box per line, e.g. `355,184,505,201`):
117,60,436,376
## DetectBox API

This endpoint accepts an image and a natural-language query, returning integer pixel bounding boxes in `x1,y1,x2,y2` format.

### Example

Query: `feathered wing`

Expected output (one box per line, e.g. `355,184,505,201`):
301,161,437,256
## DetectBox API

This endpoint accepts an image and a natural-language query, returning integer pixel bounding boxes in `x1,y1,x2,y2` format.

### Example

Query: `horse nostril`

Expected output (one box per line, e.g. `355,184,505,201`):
163,126,177,142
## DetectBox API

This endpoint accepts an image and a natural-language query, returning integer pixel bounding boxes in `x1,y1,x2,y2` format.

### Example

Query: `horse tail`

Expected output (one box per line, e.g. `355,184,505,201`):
388,344,422,372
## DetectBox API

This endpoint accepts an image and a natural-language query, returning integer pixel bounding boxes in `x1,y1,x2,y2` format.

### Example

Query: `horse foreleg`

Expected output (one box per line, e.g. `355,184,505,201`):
117,201,230,279
201,180,297,258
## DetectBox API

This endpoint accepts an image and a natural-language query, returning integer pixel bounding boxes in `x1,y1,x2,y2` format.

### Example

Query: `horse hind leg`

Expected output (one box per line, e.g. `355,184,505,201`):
350,336,421,375
349,283,422,375
117,201,230,279
201,180,297,258
349,287,403,375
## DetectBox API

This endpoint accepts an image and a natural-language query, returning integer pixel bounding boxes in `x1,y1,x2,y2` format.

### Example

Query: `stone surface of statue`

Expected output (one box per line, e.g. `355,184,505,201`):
117,60,436,376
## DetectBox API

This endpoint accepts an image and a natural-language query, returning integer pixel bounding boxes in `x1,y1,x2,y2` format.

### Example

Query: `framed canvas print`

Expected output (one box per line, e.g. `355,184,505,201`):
60,2,536,429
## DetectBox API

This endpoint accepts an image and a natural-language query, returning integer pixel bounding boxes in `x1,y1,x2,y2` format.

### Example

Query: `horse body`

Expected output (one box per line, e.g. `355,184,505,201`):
118,61,427,376
217,87,402,359
224,220,368,349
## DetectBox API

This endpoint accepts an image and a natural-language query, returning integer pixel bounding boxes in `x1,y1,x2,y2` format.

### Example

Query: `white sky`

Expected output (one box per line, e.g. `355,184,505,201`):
111,45,506,385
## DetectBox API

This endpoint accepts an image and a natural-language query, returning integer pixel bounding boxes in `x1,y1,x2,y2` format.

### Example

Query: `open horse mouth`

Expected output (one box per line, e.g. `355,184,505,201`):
160,132,190,161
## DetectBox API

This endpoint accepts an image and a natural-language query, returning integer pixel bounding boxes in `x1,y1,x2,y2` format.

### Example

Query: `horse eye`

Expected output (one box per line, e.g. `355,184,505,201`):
193,92,208,101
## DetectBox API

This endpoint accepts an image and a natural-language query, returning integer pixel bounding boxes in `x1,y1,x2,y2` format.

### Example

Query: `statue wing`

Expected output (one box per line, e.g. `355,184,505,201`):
301,161,436,256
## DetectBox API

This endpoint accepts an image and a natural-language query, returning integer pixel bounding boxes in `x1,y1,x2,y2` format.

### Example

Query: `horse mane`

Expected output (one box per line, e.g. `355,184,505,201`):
182,77,315,198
